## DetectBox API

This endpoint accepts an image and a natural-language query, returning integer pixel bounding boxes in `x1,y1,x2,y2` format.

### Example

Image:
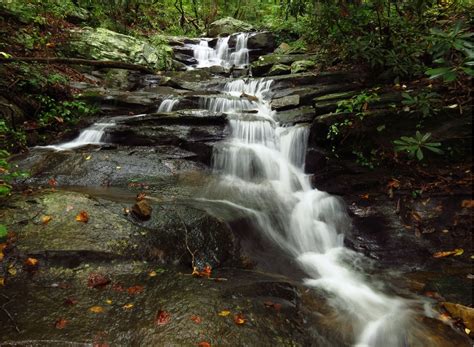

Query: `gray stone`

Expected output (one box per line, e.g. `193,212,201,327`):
207,17,255,37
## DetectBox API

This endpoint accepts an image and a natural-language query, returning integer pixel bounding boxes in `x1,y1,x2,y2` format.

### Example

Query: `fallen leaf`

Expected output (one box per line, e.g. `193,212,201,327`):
0,277,4,286
48,178,57,187
465,328,471,335
87,273,111,288
264,301,282,311
218,310,231,317
461,200,474,208
191,315,202,324
0,243,6,261
192,265,212,278
66,205,74,212
105,299,113,305
155,310,171,326
136,192,146,201
234,313,246,325
387,179,400,189
433,248,464,258
54,318,68,329
112,282,125,292
54,116,64,124
75,211,89,223
360,193,369,200
25,257,39,266
85,155,91,160
89,306,104,313
148,271,157,277
198,343,211,347
41,215,53,225
8,265,16,276
127,285,144,295
123,303,134,309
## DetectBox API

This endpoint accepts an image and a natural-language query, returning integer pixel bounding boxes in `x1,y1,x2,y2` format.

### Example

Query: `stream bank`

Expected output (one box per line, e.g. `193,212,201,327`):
1,15,472,346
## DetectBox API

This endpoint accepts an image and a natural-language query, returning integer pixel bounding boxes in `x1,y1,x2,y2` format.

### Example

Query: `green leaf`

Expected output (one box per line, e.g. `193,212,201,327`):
426,67,453,79
425,146,444,154
442,70,457,82
0,224,7,239
416,148,424,161
0,185,11,196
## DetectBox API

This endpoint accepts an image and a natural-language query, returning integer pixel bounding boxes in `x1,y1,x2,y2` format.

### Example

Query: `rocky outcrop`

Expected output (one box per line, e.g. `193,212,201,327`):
66,27,174,70
207,17,255,37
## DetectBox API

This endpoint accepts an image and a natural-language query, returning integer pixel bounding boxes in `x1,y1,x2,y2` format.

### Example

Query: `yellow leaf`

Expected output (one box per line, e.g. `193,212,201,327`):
0,277,4,286
105,299,113,305
465,328,471,335
453,248,464,256
7,265,16,276
123,303,134,309
89,306,104,313
41,215,52,225
85,155,91,160
433,248,464,258
218,310,231,317
149,271,157,277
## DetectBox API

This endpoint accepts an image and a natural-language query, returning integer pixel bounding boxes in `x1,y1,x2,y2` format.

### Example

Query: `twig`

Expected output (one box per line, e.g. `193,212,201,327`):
0,293,20,333
175,210,197,269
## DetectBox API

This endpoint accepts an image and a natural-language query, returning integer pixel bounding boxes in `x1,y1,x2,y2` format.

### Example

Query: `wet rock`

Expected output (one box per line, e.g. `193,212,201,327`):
291,60,316,74
442,302,474,331
251,53,317,76
207,17,255,37
132,199,152,220
247,31,276,53
277,106,316,124
271,95,300,110
274,42,291,54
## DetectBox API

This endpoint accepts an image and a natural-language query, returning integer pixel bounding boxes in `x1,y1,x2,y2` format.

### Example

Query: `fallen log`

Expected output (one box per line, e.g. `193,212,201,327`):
0,57,155,74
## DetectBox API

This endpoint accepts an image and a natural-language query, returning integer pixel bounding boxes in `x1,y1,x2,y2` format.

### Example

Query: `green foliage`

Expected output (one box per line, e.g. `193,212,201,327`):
36,95,97,127
402,89,441,118
394,131,444,161
327,91,380,142
426,21,474,82
353,149,379,170
0,119,27,151
0,224,7,240
0,148,28,198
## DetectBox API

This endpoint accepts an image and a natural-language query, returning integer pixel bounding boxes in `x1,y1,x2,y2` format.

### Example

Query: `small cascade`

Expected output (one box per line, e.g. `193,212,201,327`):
41,121,113,151
199,76,413,346
158,98,179,112
189,33,251,68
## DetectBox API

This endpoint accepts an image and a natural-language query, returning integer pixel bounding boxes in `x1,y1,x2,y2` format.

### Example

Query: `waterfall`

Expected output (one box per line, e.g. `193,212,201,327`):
40,121,113,151
189,33,251,68
158,98,179,112
201,77,412,346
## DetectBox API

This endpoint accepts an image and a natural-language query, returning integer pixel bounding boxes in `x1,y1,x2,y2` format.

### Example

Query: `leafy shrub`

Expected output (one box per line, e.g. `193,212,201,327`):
394,131,444,161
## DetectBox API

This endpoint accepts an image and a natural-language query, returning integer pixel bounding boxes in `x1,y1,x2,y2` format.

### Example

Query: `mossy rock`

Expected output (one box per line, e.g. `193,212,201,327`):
291,60,316,74
67,27,174,70
267,63,291,76
207,17,255,37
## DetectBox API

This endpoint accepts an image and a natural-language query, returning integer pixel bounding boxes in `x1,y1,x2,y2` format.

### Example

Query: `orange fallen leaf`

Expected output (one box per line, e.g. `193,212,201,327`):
360,193,369,200
218,310,231,317
0,243,6,261
54,318,68,329
461,200,474,208
198,343,211,347
234,313,246,325
192,265,212,278
191,315,202,324
41,215,52,225
76,211,89,223
433,248,464,258
127,285,144,295
48,178,57,187
25,257,39,266
155,310,171,325
89,306,104,313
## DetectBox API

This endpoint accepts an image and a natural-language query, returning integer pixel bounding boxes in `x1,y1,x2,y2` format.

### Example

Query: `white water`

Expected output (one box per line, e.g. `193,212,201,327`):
200,77,412,345
158,98,179,112
189,33,251,68
40,121,113,151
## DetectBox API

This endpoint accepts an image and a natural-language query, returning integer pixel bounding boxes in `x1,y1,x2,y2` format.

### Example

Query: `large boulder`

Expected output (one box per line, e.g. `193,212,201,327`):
247,31,276,52
67,27,174,70
207,17,254,37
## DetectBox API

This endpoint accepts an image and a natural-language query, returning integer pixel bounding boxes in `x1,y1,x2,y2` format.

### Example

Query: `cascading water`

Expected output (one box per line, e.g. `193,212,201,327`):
158,98,179,112
199,77,413,345
40,121,113,151
189,33,250,68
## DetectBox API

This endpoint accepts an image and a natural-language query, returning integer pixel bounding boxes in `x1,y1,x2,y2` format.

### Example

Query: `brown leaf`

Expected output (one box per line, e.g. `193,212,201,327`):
75,211,89,223
360,193,369,200
192,265,212,278
87,273,111,288
461,200,474,208
155,310,171,326
234,313,246,325
112,282,125,292
0,277,4,286
387,179,400,189
198,343,211,347
0,243,6,262
127,285,144,295
190,315,202,324
136,192,146,201
41,215,52,225
54,318,68,329
264,301,282,311
25,257,39,267
433,248,464,258
48,178,57,187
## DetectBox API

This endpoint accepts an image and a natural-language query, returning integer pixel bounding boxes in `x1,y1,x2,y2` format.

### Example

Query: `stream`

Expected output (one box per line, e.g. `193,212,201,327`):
4,32,470,346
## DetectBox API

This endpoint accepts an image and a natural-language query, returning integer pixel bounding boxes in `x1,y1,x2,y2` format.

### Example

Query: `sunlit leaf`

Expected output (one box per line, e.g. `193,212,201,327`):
433,248,464,258
234,313,246,325
123,303,134,309
41,215,53,225
25,257,39,266
218,310,231,317
75,211,89,223
89,306,104,313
